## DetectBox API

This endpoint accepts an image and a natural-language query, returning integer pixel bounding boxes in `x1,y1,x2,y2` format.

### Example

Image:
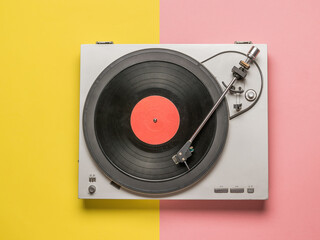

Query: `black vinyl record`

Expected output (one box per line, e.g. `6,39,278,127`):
83,48,229,194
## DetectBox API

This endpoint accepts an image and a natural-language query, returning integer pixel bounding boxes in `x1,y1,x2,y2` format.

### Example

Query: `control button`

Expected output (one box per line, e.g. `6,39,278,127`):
245,89,257,101
247,188,254,193
88,185,96,194
214,188,228,193
230,188,244,193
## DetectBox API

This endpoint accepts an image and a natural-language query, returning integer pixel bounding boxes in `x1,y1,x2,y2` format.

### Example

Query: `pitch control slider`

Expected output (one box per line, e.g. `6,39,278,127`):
172,46,260,168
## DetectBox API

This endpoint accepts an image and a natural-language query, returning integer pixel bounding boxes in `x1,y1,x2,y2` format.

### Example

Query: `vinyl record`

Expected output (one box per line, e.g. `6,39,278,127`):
83,48,229,194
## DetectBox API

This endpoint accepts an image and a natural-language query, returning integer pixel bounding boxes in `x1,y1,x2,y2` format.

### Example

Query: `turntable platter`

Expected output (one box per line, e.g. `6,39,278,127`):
83,49,229,194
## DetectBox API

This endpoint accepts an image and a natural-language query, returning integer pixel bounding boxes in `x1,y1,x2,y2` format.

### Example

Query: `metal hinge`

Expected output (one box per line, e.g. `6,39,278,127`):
96,41,114,44
234,41,253,44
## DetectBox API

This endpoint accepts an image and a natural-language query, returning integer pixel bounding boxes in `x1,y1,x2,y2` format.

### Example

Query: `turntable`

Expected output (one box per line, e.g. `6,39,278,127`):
78,43,268,199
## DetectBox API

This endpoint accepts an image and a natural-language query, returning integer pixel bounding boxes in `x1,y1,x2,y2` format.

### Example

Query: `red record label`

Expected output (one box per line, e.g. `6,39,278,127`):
130,95,180,145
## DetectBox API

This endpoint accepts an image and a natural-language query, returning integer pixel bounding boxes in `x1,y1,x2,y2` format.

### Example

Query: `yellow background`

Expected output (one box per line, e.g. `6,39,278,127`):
0,0,159,239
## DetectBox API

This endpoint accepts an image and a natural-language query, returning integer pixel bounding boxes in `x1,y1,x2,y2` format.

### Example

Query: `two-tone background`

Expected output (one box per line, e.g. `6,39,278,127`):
1,0,320,239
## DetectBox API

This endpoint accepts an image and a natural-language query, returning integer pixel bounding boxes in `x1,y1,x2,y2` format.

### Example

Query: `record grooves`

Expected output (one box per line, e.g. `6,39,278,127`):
83,49,229,194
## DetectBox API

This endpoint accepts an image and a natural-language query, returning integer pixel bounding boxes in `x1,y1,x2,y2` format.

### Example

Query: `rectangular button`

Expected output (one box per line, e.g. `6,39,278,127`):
247,188,254,193
230,188,244,193
214,188,228,193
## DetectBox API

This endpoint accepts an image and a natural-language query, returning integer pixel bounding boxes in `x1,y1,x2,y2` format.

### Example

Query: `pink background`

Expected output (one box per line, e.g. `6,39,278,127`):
160,0,320,239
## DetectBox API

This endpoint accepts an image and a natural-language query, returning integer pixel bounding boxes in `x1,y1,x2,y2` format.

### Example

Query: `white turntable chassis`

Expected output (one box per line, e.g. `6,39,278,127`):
79,44,268,200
